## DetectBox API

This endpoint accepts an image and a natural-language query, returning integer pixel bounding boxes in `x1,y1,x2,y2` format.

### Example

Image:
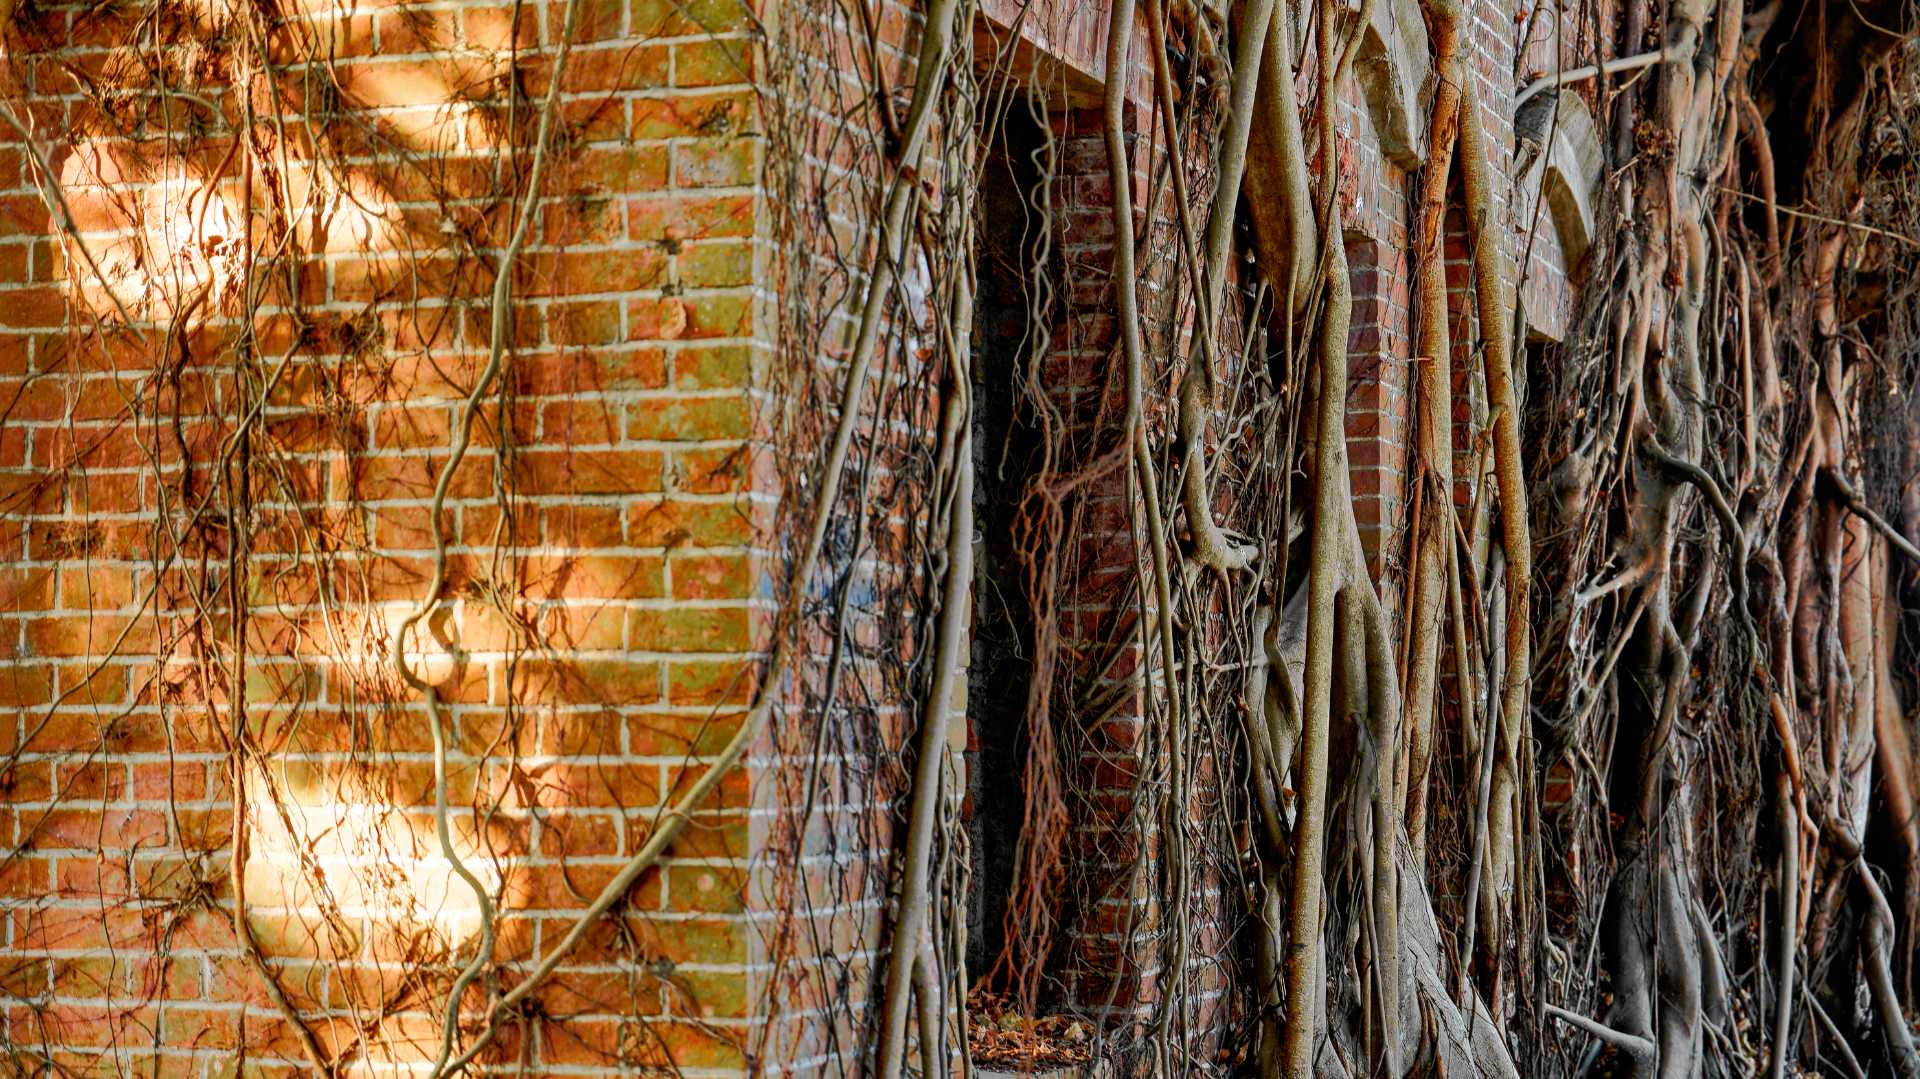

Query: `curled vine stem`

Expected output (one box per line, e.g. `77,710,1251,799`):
385,0,584,1068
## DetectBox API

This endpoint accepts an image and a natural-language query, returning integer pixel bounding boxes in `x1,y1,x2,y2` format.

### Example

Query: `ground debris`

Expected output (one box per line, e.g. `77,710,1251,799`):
967,989,1094,1070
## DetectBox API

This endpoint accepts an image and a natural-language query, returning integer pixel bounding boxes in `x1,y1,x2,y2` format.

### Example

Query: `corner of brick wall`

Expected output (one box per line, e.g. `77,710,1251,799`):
0,0,786,1069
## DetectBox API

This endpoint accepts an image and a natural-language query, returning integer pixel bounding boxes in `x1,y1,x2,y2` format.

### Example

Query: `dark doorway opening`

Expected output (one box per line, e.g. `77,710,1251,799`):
966,98,1054,981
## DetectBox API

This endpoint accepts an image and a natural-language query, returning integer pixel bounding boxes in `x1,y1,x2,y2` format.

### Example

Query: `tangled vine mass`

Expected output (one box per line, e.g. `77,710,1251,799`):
4,0,1920,1070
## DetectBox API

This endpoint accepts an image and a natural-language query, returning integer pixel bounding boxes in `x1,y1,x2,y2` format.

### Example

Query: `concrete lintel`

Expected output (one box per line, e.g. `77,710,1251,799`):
975,0,1147,109
1353,0,1433,170
1517,89,1604,272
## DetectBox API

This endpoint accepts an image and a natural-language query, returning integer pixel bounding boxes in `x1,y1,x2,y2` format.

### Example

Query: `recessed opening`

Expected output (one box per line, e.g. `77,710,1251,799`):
965,98,1054,981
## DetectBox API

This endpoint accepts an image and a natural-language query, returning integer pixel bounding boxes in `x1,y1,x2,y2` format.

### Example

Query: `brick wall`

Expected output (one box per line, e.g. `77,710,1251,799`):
0,0,777,1070
743,0,961,1066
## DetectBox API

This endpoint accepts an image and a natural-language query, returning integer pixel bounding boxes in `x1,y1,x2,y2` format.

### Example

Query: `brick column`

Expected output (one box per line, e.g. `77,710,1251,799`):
1040,107,1160,1026
1039,101,1235,1044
